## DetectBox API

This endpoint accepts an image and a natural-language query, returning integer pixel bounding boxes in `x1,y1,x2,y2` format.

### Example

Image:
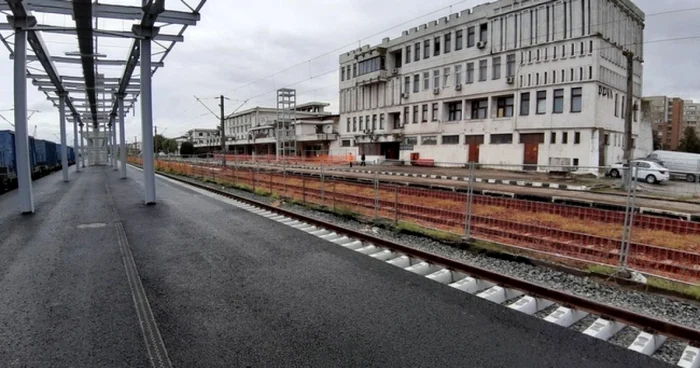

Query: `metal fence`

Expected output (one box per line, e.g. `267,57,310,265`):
131,156,700,285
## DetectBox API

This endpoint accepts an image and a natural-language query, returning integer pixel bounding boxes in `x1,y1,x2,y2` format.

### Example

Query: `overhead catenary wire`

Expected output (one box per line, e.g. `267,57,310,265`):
226,5,700,107
221,5,700,101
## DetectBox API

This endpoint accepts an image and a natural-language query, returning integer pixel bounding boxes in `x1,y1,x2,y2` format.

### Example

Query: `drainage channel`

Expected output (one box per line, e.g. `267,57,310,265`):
159,171,700,368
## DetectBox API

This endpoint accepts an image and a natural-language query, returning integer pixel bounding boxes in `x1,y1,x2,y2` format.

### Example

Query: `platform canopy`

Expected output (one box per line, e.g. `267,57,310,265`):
0,0,206,128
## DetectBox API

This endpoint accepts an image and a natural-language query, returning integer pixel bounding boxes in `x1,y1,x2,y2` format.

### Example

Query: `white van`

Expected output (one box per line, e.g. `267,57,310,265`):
646,150,700,182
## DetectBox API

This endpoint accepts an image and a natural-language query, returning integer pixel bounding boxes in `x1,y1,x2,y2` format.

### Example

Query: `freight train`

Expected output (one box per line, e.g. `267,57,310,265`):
0,130,76,193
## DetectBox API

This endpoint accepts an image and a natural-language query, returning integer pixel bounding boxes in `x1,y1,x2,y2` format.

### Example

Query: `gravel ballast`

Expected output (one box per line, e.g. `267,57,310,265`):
201,179,700,365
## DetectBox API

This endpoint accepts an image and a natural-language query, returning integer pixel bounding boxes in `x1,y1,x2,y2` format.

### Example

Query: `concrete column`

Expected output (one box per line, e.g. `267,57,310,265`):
80,123,85,168
107,123,113,167
118,95,127,178
12,28,34,214
59,93,69,182
140,37,156,204
73,115,80,172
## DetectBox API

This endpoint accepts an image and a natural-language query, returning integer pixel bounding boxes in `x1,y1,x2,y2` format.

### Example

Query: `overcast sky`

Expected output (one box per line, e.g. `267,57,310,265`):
0,0,699,145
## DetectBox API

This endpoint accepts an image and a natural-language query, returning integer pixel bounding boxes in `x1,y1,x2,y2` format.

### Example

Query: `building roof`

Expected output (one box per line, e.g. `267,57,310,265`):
225,101,332,119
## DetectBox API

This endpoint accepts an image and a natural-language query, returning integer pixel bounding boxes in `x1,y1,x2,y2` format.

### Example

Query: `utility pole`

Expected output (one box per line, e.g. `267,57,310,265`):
220,95,226,166
622,50,635,189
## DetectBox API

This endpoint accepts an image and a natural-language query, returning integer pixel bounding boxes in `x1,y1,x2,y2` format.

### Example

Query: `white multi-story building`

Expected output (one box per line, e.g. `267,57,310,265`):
187,128,220,148
338,0,650,169
224,102,340,156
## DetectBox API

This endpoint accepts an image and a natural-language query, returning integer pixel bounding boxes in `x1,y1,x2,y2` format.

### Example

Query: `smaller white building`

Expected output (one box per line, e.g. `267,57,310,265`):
187,128,220,149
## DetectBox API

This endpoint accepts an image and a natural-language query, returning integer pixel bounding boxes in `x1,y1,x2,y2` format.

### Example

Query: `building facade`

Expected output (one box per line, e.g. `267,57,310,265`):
187,128,220,150
643,96,697,150
338,0,649,169
224,102,340,157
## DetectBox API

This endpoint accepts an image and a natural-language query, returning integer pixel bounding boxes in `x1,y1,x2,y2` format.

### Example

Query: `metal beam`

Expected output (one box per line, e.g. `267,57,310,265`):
1,1,201,25
12,53,165,66
29,73,140,83
32,80,140,88
12,24,185,42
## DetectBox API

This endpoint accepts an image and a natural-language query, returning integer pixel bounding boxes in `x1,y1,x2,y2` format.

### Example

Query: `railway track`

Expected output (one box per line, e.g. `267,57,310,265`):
173,162,700,282
157,169,700,367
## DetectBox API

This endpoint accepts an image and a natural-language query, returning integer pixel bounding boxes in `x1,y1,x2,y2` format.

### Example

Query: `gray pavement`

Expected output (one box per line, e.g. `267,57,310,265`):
0,166,670,367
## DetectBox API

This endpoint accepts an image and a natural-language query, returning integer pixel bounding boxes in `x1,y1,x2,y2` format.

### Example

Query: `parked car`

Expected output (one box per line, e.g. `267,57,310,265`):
607,160,670,184
646,150,700,182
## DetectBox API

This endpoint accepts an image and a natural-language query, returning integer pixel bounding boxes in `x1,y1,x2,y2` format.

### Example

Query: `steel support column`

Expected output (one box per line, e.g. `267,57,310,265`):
12,28,34,213
59,92,69,181
80,123,85,168
140,37,156,204
73,114,80,172
118,94,127,178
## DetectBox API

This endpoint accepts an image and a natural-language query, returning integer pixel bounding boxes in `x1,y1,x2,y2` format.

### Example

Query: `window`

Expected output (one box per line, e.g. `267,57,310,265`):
342,140,351,147
536,91,547,114
433,70,440,88
455,30,463,50
455,65,463,85
562,132,568,144
443,67,450,87
471,99,488,119
413,105,419,124
574,131,581,144
478,60,487,81
357,57,383,76
614,93,619,117
479,23,488,42
492,56,501,80
414,43,421,62
405,46,411,64
404,136,418,145
444,33,452,53
404,76,410,94
353,117,357,132
553,89,564,113
421,136,437,145
544,72,548,84
403,107,409,125
434,36,441,56
520,92,530,116
359,116,363,131
573,158,579,167
346,118,350,132
571,87,582,112
423,72,430,91
604,133,610,146
448,101,463,121
341,67,345,81
496,96,514,117
380,114,385,130
424,39,430,59
432,103,438,121
442,135,460,144
467,26,475,47
413,74,420,93
490,133,513,144
550,132,556,144
372,115,377,130
466,62,474,83
422,104,428,122
506,54,515,77
353,64,357,77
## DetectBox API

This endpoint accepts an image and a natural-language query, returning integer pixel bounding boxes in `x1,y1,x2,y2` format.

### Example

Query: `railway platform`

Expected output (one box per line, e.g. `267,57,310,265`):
0,166,669,367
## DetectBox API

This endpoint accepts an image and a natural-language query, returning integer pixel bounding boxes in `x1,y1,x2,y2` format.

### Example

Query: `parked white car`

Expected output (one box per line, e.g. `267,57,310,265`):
607,160,670,184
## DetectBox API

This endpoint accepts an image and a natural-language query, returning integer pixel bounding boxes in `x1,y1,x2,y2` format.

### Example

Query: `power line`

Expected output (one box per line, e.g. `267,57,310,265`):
221,5,700,99
220,0,478,95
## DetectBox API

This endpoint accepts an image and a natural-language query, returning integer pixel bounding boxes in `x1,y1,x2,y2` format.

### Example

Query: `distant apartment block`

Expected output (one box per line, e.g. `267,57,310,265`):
338,0,650,169
642,96,700,150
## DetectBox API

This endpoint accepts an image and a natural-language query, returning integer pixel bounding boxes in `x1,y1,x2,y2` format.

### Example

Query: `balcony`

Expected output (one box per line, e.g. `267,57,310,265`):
356,69,389,86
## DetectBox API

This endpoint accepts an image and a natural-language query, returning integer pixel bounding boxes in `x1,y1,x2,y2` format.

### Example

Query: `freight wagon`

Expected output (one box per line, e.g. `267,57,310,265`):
0,130,74,193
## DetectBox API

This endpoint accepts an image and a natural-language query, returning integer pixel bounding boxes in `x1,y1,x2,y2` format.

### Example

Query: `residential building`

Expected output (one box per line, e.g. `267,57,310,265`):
643,96,686,150
338,0,649,169
684,100,700,134
224,102,340,157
